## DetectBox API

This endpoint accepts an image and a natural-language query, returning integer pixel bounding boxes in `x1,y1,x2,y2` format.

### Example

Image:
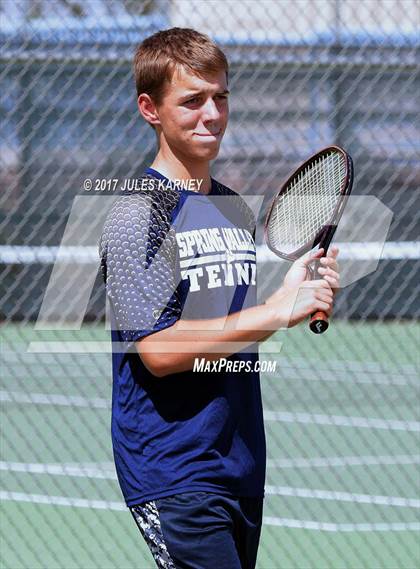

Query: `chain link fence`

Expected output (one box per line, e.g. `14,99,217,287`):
1,1,419,568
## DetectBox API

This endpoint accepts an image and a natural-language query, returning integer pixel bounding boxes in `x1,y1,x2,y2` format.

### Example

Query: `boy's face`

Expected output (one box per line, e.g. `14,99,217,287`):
153,66,229,161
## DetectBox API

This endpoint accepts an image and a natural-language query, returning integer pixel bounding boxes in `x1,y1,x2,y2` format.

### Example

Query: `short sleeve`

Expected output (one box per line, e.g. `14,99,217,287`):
212,180,256,237
99,191,181,348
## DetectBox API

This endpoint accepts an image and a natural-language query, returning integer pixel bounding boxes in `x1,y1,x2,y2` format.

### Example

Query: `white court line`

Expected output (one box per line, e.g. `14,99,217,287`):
3,350,417,386
0,491,125,511
1,492,419,532
0,461,117,480
262,517,420,532
0,390,110,408
3,456,418,478
2,390,419,432
276,357,418,377
267,454,420,469
271,370,414,387
2,461,418,508
264,410,420,432
271,358,418,386
265,486,420,508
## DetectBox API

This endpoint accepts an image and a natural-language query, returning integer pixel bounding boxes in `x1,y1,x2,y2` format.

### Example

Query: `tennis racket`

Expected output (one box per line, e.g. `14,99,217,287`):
264,145,354,334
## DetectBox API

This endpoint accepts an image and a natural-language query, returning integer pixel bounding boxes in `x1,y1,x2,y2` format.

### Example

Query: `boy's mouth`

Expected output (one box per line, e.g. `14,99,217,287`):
194,129,222,137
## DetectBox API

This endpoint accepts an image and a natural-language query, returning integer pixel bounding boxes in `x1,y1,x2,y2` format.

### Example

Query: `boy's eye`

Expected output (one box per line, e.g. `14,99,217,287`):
184,94,228,105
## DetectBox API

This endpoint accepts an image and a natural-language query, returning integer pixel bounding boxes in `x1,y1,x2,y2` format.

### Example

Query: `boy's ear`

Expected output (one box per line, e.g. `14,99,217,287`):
138,93,161,127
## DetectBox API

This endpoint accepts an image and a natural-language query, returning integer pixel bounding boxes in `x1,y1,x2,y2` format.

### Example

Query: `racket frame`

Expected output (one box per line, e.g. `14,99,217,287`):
264,145,354,262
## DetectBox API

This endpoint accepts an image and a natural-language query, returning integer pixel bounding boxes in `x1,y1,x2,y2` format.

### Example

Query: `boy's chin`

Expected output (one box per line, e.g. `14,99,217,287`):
190,146,220,161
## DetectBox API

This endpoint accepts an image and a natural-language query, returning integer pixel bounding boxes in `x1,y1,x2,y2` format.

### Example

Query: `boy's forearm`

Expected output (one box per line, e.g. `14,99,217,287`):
136,302,282,377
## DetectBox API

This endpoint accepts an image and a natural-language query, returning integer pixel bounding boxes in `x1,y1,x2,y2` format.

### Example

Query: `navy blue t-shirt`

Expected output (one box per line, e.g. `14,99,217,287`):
99,169,266,506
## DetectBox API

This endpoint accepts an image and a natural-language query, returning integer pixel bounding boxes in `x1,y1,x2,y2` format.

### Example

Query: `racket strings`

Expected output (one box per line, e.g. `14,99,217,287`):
268,151,346,255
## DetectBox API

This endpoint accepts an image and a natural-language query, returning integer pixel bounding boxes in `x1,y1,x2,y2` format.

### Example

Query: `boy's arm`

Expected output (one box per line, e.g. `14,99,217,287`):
137,277,334,377
137,247,340,378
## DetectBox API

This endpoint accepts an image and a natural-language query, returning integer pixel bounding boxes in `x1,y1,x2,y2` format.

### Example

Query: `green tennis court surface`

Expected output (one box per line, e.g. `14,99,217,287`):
1,322,419,568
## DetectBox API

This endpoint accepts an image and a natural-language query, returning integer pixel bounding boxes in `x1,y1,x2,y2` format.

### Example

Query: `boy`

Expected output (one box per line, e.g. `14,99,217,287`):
99,27,339,569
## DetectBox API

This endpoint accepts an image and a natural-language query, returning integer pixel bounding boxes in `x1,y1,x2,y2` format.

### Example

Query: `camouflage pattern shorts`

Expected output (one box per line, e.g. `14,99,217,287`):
130,501,176,568
130,492,263,569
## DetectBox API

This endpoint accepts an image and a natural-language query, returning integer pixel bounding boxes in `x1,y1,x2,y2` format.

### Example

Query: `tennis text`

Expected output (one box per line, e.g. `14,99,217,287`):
177,227,257,292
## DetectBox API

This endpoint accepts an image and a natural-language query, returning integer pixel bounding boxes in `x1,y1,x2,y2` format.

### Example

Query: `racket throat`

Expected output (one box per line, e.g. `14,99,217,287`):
317,224,337,253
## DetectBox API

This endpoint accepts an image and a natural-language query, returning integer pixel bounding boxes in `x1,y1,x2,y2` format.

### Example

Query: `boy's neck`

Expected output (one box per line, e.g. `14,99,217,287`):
150,147,212,194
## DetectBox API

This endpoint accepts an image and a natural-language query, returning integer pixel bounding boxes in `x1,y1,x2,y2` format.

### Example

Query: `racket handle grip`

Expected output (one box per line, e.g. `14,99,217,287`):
309,311,329,334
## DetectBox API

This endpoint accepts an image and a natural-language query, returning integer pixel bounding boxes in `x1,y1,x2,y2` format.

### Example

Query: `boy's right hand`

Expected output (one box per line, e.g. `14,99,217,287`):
273,279,334,328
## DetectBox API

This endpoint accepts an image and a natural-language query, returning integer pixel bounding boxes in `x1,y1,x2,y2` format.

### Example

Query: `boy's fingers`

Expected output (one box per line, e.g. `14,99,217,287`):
328,246,339,258
303,278,332,289
320,257,339,271
322,275,340,288
301,248,324,266
318,267,339,278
